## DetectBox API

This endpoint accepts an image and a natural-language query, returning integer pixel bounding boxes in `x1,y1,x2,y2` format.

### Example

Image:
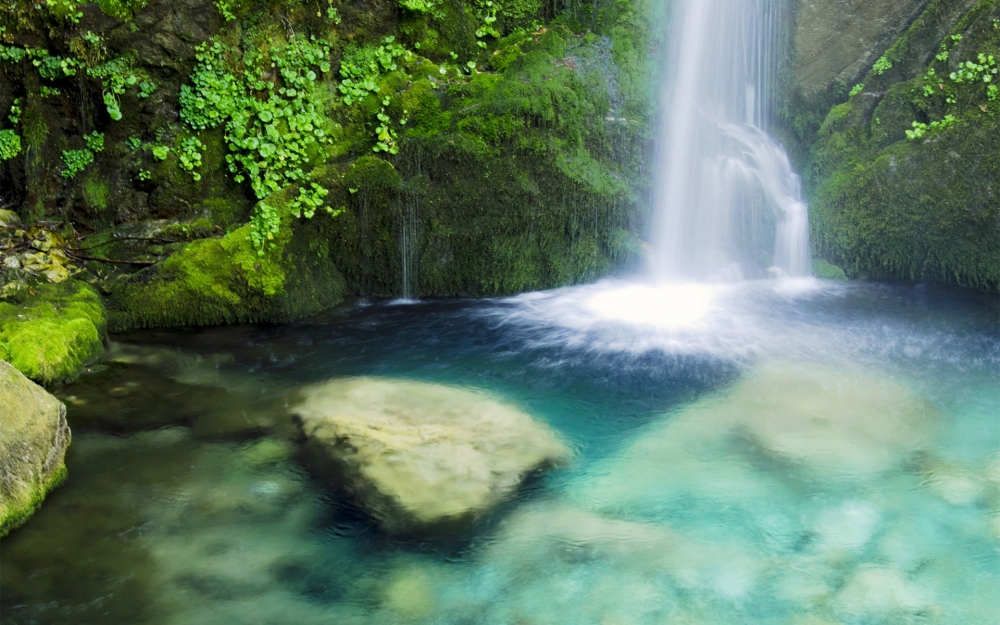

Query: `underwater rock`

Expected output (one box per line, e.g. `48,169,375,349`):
570,364,936,543
293,377,571,533
0,359,71,536
387,500,768,622
834,565,933,617
733,365,938,475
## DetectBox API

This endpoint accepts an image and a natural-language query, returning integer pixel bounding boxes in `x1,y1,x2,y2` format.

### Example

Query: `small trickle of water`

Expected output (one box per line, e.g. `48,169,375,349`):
649,0,809,280
401,191,419,299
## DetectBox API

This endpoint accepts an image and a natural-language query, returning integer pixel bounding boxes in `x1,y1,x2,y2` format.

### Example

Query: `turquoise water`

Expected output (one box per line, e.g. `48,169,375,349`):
1,279,998,624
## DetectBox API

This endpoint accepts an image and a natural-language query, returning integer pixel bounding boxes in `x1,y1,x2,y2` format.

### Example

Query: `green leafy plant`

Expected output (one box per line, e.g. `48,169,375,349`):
178,136,204,180
61,148,94,178
905,114,957,140
338,37,406,106
34,55,78,79
0,129,21,161
872,55,892,75
46,0,83,23
475,0,500,49
87,56,156,121
180,35,340,252
126,136,142,150
83,131,104,152
849,83,863,97
8,99,21,124
150,144,170,160
40,86,61,98
215,0,238,21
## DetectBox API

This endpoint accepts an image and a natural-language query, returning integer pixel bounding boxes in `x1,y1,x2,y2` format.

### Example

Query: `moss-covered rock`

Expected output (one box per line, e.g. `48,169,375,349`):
108,189,347,330
805,0,1000,290
323,27,649,297
0,359,71,537
0,280,108,384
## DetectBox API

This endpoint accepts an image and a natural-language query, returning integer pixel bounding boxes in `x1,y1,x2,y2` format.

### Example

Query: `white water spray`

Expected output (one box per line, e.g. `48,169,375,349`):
648,0,810,281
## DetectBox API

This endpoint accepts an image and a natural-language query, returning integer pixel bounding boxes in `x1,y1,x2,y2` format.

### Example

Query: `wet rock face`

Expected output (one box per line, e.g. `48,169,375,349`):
293,377,571,534
793,0,930,98
0,359,71,537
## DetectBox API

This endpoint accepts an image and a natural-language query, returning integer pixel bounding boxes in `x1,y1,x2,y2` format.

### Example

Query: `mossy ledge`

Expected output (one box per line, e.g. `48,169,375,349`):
108,188,348,330
0,280,108,385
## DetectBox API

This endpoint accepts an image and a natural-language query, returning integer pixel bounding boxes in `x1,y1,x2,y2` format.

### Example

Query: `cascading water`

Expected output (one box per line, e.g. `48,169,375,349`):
648,0,810,281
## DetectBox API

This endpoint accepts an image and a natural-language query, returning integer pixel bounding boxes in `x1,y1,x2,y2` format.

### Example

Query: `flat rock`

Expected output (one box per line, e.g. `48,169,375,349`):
293,377,571,533
0,359,71,536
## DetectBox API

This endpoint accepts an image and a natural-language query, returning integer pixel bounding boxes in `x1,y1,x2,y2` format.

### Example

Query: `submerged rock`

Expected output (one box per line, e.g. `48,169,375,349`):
0,359,71,536
293,377,571,533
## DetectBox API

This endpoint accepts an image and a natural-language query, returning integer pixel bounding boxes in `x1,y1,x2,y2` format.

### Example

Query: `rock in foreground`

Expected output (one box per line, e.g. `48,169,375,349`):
0,359,71,537
294,377,571,533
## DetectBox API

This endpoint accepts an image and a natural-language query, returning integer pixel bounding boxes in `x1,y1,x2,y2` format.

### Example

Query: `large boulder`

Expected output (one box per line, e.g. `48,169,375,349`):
0,359,71,537
293,377,571,533
793,0,932,100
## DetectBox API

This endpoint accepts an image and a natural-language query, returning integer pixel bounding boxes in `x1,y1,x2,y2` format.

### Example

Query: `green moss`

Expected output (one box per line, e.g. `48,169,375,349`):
807,0,1000,291
0,280,108,384
319,27,646,298
82,174,110,211
0,463,66,538
109,188,347,330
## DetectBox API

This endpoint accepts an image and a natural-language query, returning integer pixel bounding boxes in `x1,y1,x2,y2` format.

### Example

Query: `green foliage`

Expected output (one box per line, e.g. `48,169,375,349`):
399,0,440,14
39,86,61,98
34,54,78,79
849,84,864,97
8,99,21,125
908,30,998,139
150,144,170,160
180,35,341,252
872,55,892,75
84,131,104,152
87,56,156,121
96,0,148,19
45,0,83,23
60,148,94,178
0,129,21,161
178,136,204,180
338,37,407,106
905,114,956,139
214,0,239,21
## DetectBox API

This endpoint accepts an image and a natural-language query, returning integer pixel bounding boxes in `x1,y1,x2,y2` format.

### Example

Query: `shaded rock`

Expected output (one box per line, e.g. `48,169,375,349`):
793,0,932,99
0,359,71,536
293,377,571,533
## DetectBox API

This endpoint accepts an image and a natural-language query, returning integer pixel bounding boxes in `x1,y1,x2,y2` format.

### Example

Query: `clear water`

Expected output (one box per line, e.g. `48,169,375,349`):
2,279,998,625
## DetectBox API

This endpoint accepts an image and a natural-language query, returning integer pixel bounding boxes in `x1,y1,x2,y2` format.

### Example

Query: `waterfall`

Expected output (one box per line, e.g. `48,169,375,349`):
648,0,810,281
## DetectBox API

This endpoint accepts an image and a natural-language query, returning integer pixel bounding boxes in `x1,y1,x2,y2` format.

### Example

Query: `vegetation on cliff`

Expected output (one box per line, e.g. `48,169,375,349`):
804,0,999,290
